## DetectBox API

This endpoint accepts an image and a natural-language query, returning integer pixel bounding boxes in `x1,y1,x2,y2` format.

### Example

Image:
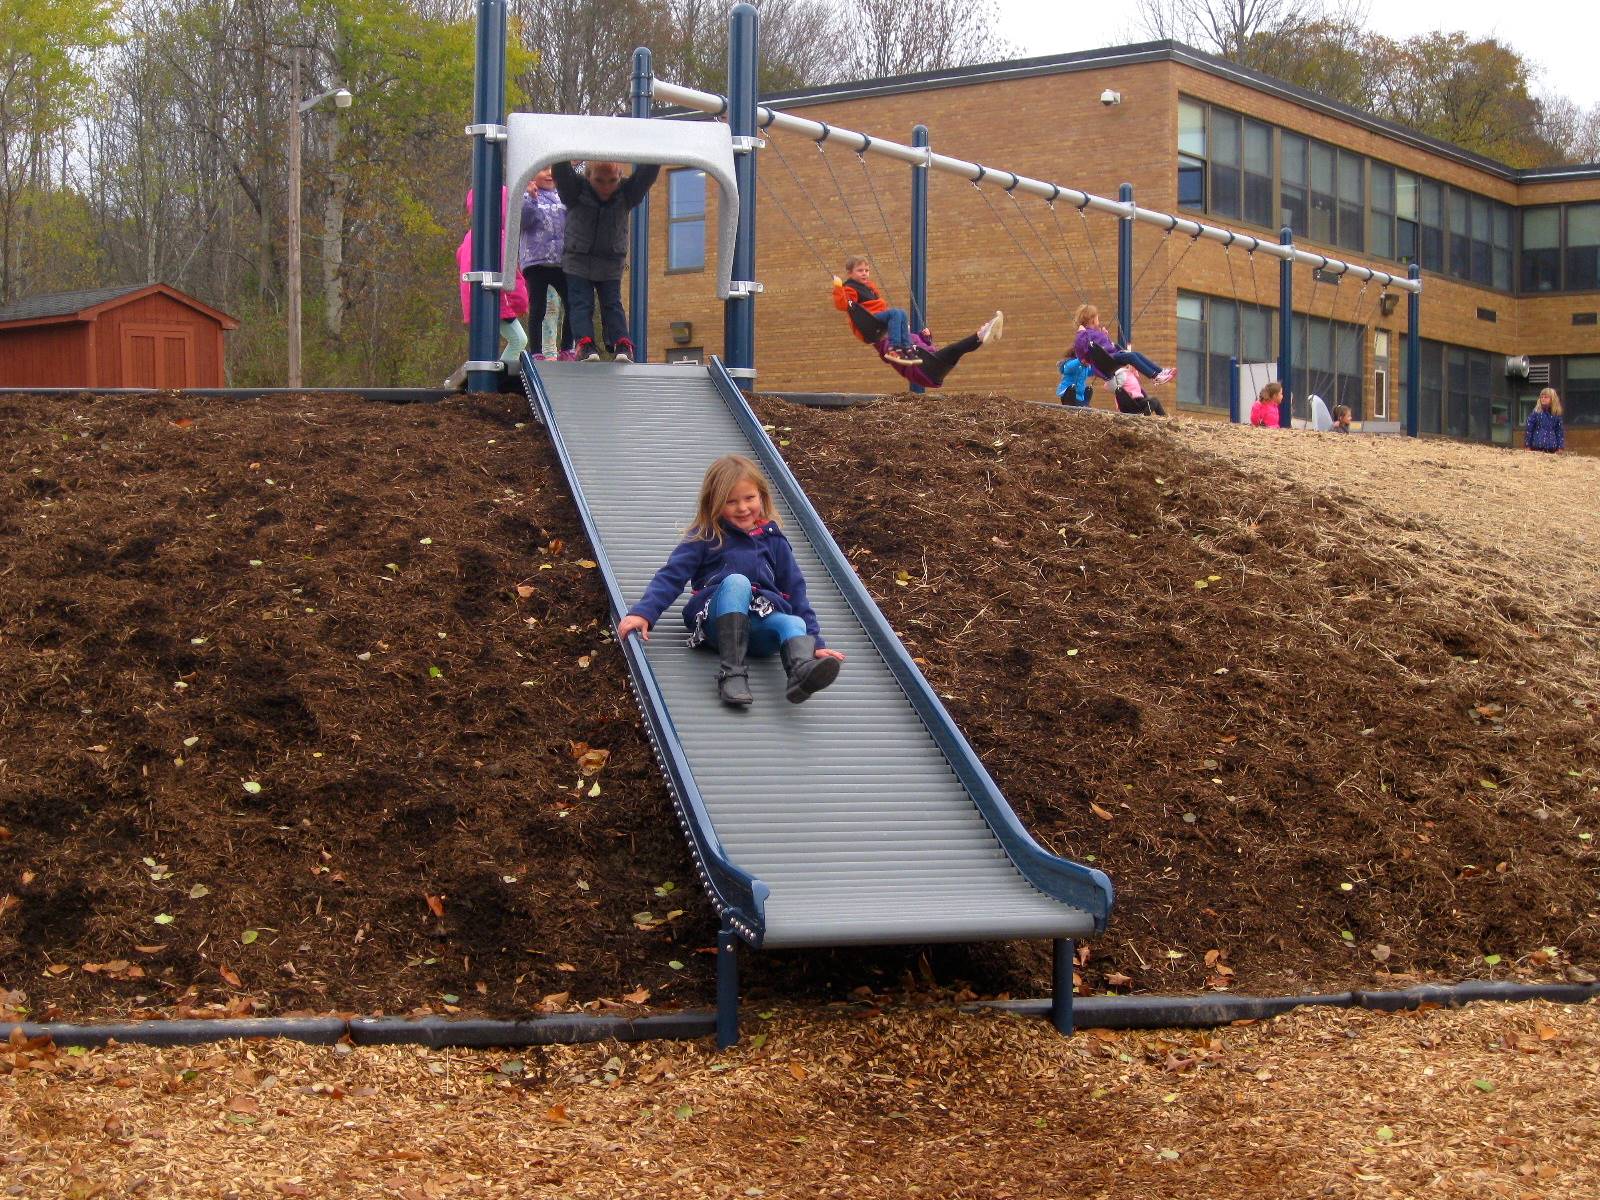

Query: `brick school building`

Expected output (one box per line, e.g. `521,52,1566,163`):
642,41,1600,454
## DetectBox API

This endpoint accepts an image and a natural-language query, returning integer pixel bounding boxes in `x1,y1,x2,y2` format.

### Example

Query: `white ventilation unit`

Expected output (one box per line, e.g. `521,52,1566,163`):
1504,355,1531,379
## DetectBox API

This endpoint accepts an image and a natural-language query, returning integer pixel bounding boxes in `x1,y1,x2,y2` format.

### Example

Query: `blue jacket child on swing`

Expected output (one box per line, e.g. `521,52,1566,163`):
617,455,845,708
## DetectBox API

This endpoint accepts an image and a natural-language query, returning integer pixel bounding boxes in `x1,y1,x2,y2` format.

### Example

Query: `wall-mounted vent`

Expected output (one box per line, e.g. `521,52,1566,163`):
1477,307,1497,322
1574,312,1597,326
1529,361,1552,386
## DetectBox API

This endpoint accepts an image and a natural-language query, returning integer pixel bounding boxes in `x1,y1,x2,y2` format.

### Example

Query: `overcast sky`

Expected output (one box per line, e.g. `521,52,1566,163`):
991,0,1600,109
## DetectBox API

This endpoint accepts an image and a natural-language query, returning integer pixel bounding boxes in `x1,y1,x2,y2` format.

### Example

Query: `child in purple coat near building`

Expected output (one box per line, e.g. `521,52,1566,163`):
1073,303,1176,385
519,169,573,359
1524,388,1565,453
617,455,844,708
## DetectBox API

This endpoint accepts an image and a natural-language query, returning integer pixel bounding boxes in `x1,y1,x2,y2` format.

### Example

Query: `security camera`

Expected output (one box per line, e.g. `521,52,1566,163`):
1100,89,1122,107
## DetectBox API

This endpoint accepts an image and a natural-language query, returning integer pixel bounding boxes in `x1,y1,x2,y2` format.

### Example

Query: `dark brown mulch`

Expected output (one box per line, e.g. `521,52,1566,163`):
1,388,1596,1024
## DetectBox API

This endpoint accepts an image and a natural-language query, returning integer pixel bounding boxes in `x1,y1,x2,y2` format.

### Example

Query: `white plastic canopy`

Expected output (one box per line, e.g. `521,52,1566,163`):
499,113,740,299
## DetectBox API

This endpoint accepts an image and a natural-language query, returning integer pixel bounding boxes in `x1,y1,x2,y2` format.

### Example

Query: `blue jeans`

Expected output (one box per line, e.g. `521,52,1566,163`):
1109,347,1163,378
706,575,805,656
566,274,627,349
881,306,912,347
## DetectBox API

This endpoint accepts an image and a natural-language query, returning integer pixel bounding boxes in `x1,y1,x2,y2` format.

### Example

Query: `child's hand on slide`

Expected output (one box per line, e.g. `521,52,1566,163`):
617,615,651,641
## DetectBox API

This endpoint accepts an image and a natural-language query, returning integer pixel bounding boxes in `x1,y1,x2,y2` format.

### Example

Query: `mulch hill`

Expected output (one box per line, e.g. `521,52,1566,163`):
1,388,1596,1024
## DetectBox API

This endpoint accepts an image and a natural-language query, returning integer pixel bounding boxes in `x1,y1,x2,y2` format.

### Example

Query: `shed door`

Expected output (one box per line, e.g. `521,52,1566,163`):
121,324,195,388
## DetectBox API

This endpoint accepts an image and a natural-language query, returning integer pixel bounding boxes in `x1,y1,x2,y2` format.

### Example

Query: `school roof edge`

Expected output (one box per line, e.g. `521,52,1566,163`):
658,39,1600,186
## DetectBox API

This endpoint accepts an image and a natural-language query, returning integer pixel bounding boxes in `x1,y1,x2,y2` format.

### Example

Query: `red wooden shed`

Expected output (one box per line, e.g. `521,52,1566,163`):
0,283,239,389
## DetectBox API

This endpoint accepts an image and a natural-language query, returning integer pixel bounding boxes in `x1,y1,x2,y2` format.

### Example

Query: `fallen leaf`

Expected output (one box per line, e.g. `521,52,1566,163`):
622,988,651,1004
545,1104,568,1122
219,965,242,988
153,913,175,926
515,584,535,599
425,894,446,918
788,1062,806,1081
1089,803,1114,822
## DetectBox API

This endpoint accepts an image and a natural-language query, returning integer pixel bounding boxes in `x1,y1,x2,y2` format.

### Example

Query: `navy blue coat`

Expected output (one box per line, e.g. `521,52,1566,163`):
627,520,824,646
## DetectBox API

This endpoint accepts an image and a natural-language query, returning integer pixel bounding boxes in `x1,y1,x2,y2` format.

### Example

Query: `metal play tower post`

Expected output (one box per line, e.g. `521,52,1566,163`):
465,0,508,394
909,124,930,395
1278,226,1294,428
1406,262,1422,437
723,3,759,385
1117,183,1133,343
630,48,653,359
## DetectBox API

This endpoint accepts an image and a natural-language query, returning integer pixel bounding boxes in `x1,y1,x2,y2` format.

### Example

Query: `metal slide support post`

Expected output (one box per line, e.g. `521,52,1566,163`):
1229,356,1240,424
629,48,653,360
466,0,508,395
716,922,740,1049
1117,183,1133,344
1406,262,1421,438
1278,226,1294,429
909,124,930,395
1050,939,1075,1036
723,4,759,386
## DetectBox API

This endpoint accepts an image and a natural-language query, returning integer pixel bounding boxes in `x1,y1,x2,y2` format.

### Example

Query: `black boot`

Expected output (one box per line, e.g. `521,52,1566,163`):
780,636,840,704
714,613,753,707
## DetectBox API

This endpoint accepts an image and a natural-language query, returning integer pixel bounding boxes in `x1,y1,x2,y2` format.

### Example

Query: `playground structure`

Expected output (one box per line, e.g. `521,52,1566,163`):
449,3,1441,1046
461,7,1425,433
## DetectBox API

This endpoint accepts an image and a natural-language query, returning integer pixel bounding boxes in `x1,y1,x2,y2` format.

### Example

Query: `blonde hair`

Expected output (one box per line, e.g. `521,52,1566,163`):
1259,381,1283,403
686,455,779,546
1539,387,1564,416
843,255,869,273
1074,303,1099,329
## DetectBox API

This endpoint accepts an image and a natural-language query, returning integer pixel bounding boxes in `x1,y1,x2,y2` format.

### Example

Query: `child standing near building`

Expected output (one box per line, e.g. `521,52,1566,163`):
1072,304,1176,384
617,455,845,708
832,257,920,365
553,159,660,362
1250,381,1283,428
519,169,573,360
1524,388,1565,452
456,187,530,380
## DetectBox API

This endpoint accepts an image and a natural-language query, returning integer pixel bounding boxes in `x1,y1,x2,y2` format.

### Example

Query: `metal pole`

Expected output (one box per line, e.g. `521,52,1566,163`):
1117,183,1133,344
716,922,739,1049
723,3,759,385
1229,355,1240,424
1278,226,1294,429
1050,939,1075,1036
287,50,302,389
909,124,929,396
629,48,652,361
1406,262,1421,438
466,0,508,395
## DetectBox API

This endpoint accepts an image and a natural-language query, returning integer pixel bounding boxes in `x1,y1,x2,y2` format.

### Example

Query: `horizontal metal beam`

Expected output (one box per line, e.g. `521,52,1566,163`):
652,78,1422,294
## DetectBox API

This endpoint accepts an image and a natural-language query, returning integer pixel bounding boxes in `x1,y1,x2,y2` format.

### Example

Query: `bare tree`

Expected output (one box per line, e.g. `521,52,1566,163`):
840,0,1014,81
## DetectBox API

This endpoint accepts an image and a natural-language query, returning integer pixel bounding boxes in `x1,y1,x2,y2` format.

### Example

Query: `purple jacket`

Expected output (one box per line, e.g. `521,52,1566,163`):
1073,326,1118,379
876,330,939,390
519,187,566,270
628,520,824,646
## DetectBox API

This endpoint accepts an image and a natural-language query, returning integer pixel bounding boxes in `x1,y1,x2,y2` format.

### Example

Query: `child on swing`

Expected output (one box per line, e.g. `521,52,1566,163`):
617,455,845,709
831,256,1004,385
1072,303,1176,386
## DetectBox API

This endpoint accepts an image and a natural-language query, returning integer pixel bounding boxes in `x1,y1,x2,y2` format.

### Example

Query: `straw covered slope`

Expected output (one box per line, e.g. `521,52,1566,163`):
0,388,1595,1022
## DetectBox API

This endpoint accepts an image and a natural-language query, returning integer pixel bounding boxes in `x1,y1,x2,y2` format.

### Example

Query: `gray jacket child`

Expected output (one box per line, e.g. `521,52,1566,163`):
552,160,661,282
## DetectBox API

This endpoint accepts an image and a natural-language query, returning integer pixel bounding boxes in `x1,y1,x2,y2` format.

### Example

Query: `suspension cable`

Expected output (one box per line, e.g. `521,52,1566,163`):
1130,228,1205,330
968,174,1077,317
854,148,913,307
1045,200,1091,303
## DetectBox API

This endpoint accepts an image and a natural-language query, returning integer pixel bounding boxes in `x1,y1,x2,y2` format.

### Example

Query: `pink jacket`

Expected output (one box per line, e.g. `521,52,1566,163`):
1249,399,1281,428
457,187,530,323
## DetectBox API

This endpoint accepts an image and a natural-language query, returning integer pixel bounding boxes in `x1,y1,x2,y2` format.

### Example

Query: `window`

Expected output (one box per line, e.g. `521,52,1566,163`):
1179,291,1277,411
1211,110,1241,218
1243,121,1273,227
1395,171,1418,265
1178,100,1206,211
1567,203,1600,292
1521,208,1560,291
1448,189,1471,279
1469,196,1492,286
1309,140,1335,245
1567,357,1600,426
1292,312,1365,418
1281,133,1307,237
1492,206,1513,292
1371,163,1395,261
1419,181,1444,272
666,169,706,272
1336,150,1364,252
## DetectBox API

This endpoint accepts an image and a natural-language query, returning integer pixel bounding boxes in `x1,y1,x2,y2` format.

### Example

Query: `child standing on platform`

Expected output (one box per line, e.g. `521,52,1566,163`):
1524,387,1565,453
456,187,530,380
553,159,659,362
1072,303,1176,384
617,455,845,708
519,168,573,360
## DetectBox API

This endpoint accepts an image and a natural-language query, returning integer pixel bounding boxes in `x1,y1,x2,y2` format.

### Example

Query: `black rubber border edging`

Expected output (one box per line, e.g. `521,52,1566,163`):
10,982,1595,1049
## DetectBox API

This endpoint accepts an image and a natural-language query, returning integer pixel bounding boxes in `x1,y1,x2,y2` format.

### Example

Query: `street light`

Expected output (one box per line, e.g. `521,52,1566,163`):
287,49,353,389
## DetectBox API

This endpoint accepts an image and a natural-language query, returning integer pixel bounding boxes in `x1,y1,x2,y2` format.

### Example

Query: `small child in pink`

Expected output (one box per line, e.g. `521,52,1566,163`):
1250,382,1284,428
456,187,531,370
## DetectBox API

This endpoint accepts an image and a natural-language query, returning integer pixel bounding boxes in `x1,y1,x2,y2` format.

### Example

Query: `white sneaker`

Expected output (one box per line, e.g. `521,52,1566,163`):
1155,367,1176,385
979,310,1004,345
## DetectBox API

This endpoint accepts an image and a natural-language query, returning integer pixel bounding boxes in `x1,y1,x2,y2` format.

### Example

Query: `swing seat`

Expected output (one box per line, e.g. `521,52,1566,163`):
847,300,888,344
1083,340,1121,379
